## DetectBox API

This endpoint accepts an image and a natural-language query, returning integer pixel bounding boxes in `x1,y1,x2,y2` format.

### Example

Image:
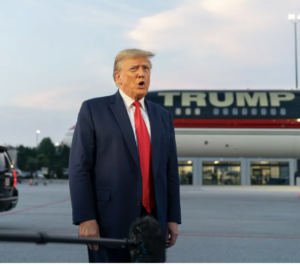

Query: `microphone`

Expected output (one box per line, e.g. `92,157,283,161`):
128,215,166,262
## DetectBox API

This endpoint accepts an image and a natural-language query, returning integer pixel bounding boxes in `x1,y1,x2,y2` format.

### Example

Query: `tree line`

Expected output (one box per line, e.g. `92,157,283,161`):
15,137,70,179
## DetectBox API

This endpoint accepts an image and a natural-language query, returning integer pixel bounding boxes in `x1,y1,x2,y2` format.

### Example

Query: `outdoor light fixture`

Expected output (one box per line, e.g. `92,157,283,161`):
288,13,300,21
36,130,41,148
288,14,296,21
288,13,300,89
55,142,60,147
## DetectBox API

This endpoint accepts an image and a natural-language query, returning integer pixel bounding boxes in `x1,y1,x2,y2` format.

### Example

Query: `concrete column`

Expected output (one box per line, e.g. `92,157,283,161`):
241,158,248,186
191,159,198,186
290,159,297,186
197,159,203,186
244,159,251,186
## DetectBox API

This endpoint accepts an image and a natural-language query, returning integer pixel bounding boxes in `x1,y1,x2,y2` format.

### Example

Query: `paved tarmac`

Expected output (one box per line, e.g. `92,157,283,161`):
0,183,299,262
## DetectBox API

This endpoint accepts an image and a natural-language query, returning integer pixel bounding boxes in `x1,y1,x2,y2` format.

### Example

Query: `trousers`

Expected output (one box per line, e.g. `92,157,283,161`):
88,206,157,263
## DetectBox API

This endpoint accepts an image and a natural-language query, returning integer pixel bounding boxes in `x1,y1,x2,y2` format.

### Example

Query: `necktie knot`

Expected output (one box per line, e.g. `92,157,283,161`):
133,101,141,108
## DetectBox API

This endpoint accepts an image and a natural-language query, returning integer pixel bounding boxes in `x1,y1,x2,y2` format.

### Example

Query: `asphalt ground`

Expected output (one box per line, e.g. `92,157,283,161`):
0,183,299,263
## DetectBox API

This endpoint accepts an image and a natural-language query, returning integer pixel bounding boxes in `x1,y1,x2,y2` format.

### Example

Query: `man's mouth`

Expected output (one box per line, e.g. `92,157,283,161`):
138,81,145,87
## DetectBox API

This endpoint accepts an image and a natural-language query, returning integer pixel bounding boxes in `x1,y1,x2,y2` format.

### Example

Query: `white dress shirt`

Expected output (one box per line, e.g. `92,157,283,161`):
119,89,151,145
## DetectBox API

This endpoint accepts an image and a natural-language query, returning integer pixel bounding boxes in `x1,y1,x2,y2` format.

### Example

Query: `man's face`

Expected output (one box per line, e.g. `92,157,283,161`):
115,57,151,100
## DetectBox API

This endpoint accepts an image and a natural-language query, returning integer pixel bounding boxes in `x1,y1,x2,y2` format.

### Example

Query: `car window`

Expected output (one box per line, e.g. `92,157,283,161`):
0,153,5,171
4,156,10,170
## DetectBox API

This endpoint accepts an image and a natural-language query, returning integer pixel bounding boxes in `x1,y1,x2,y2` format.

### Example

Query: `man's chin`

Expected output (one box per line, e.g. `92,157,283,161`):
135,89,148,99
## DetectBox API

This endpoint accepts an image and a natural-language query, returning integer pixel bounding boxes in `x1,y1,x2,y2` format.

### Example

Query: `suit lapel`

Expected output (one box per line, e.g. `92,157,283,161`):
109,91,140,169
145,100,161,177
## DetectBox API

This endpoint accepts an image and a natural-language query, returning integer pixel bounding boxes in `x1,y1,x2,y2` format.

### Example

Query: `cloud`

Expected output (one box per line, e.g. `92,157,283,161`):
11,85,111,112
127,0,299,89
13,88,78,111
127,0,297,64
12,81,116,111
59,1,140,28
10,49,115,111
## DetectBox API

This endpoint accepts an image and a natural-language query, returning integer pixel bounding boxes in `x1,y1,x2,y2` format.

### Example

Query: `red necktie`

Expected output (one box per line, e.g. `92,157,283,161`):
133,101,156,213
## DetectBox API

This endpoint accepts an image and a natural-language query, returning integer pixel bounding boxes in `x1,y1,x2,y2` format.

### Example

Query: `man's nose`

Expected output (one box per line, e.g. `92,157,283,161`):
137,68,146,77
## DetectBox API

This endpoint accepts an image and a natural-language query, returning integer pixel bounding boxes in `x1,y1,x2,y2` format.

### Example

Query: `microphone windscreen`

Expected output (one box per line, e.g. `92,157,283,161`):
128,215,166,263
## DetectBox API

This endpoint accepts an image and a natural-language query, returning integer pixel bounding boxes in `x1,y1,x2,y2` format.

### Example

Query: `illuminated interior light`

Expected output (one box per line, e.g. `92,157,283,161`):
214,161,219,164
187,161,192,164
297,119,300,122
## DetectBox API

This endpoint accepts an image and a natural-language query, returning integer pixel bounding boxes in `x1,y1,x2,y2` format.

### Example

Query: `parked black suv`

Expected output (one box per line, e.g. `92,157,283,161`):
0,146,18,212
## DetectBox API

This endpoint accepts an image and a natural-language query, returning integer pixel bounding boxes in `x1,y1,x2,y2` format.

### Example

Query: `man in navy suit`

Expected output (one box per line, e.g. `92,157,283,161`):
69,49,181,263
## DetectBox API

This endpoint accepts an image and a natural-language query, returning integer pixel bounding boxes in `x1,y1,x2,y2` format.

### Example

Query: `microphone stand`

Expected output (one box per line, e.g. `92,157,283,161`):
0,231,139,249
0,214,167,263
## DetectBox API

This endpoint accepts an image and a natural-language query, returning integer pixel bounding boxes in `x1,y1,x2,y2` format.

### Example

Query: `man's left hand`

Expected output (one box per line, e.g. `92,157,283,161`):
166,222,178,248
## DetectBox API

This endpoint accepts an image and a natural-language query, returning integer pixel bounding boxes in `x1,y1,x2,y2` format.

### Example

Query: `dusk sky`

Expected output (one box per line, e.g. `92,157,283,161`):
1,0,299,147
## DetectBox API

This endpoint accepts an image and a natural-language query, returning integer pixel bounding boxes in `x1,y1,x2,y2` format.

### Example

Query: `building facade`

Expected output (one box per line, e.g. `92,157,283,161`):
178,157,297,186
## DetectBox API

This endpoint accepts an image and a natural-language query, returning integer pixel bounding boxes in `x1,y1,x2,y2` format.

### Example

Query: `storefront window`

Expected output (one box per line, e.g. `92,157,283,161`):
202,162,241,185
178,161,193,185
251,162,289,185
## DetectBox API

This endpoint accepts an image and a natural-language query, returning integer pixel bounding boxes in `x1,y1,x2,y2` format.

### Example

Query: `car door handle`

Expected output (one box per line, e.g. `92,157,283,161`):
4,172,13,177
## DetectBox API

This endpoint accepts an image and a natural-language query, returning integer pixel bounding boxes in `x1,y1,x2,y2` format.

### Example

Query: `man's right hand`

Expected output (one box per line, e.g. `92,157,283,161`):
79,219,100,251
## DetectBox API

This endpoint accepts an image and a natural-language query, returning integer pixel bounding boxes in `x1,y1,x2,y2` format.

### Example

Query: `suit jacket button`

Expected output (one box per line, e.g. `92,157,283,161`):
137,201,140,206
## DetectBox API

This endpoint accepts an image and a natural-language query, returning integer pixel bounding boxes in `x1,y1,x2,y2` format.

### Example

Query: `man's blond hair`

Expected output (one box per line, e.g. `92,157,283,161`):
113,49,155,86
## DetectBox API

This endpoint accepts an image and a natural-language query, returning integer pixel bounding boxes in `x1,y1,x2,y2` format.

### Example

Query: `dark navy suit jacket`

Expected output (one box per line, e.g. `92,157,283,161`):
69,90,181,240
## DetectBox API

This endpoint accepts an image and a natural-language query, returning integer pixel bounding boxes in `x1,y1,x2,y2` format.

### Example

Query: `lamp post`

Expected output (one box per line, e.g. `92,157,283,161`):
288,14,300,89
55,142,61,155
36,130,41,149
34,130,41,181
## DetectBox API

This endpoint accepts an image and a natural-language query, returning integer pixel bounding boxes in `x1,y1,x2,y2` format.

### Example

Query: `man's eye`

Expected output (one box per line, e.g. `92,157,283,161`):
130,68,137,71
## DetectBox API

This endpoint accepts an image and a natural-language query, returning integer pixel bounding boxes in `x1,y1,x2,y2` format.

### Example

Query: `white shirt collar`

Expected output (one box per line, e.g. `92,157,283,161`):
119,89,146,110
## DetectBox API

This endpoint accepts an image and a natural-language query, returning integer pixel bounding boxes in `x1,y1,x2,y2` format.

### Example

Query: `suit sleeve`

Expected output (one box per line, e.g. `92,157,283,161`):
167,112,182,224
69,101,96,225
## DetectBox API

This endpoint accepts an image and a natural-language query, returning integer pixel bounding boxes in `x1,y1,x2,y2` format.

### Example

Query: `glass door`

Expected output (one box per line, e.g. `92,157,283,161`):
178,161,193,185
250,162,289,185
202,161,241,185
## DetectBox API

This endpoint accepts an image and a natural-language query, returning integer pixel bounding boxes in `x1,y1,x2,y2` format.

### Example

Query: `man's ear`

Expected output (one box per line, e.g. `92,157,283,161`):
114,71,121,86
